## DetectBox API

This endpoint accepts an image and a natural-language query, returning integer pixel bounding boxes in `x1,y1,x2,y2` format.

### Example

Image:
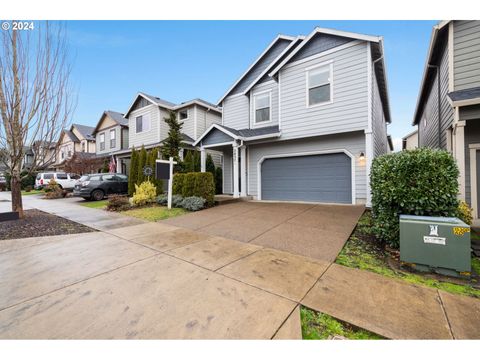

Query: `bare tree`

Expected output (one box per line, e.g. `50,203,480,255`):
0,21,74,217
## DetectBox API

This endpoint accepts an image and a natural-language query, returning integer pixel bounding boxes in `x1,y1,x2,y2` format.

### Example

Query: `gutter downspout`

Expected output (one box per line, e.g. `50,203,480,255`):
428,64,442,148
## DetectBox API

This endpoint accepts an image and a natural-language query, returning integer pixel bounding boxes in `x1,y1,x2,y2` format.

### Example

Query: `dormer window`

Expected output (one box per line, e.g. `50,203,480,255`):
253,92,271,125
307,62,333,107
179,110,188,121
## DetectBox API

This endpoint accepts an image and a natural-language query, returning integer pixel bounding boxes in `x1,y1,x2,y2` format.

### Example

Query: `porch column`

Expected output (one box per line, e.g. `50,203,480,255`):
454,119,466,201
200,147,206,172
115,156,120,173
233,143,239,198
240,146,247,197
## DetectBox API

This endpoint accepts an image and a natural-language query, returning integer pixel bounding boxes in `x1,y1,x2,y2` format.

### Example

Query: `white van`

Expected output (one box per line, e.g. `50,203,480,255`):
35,172,81,190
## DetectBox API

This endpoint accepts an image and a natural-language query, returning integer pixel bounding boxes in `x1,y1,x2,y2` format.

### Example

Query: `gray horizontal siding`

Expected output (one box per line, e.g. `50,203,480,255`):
196,106,222,140
202,128,234,146
229,38,291,96
279,42,369,140
372,67,388,157
460,105,480,121
223,150,233,194
290,33,352,63
222,95,249,129
454,21,480,91
96,126,122,155
243,131,366,202
128,105,161,149
177,107,194,140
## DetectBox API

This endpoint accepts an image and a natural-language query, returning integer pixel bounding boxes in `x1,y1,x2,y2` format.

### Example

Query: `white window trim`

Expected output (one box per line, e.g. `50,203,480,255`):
178,109,189,124
99,132,105,151
305,61,334,109
110,128,116,148
252,89,273,127
135,114,151,134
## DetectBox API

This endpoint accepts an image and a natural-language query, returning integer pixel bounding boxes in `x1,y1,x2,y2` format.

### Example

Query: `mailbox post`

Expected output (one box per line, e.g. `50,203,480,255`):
155,157,177,209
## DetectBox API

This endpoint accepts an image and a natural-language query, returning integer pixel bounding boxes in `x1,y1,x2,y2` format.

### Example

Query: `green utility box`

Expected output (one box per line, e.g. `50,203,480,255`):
399,215,471,276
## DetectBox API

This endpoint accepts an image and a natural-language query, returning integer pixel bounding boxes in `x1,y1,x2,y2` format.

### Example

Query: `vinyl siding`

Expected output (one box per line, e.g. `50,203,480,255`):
453,20,480,91
238,131,366,202
96,126,122,155
178,107,194,140
249,81,279,129
372,67,388,157
418,41,453,149
223,150,233,194
122,128,129,149
128,105,161,149
464,120,480,205
290,33,352,62
279,41,369,140
222,95,249,129
195,106,222,140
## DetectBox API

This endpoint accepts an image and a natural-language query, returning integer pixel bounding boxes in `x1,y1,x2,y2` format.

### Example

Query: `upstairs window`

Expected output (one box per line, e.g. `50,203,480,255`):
253,92,271,125
110,129,116,148
99,133,105,151
179,110,188,121
136,115,151,133
307,63,333,107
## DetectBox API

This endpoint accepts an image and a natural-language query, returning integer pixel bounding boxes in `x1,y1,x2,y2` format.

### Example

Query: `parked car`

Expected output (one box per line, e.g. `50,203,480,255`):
73,173,128,201
35,172,81,190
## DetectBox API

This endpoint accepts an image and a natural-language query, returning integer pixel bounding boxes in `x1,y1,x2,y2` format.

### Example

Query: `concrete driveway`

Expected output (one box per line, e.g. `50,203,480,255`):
162,201,365,262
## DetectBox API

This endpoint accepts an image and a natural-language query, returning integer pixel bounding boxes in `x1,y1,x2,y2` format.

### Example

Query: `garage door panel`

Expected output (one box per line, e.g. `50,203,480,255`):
261,153,351,203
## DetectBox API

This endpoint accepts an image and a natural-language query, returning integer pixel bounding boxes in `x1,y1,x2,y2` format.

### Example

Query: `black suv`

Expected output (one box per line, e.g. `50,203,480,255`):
73,173,128,201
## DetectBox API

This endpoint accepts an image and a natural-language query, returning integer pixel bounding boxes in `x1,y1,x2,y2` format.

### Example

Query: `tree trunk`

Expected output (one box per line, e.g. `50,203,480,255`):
10,170,24,218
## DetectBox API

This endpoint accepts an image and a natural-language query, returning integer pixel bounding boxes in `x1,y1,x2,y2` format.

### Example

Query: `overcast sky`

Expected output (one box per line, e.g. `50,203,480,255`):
64,20,437,150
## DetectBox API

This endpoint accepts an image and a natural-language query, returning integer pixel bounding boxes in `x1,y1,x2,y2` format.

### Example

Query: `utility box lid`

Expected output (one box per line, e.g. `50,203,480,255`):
400,215,466,225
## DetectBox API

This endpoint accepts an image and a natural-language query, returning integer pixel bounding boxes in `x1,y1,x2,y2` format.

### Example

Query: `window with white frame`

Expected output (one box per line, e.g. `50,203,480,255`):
254,92,271,124
307,64,332,106
179,110,188,121
110,129,116,148
136,115,150,133
99,133,105,151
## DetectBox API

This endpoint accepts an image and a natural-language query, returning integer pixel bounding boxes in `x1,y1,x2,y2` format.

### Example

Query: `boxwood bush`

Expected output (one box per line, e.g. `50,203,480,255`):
371,148,459,248
173,172,215,206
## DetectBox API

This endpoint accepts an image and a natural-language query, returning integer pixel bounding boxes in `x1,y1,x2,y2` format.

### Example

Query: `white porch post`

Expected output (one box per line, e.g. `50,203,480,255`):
200,147,206,172
115,156,120,173
240,146,247,197
233,143,239,198
454,119,466,201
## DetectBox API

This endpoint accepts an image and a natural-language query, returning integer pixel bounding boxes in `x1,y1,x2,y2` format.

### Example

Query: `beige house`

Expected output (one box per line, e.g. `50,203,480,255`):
54,124,96,170
402,130,418,150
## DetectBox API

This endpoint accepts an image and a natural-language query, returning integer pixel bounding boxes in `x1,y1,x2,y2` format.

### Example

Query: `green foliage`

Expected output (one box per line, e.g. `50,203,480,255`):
147,147,163,195
121,205,187,222
193,151,201,172
457,200,473,225
136,145,147,185
371,148,459,248
182,151,194,173
44,179,66,199
161,111,183,161
132,180,157,206
472,257,480,275
181,196,206,211
215,167,223,194
4,171,36,190
172,194,184,208
156,193,168,206
107,195,130,211
173,172,215,206
300,307,383,340
128,147,138,196
206,153,215,175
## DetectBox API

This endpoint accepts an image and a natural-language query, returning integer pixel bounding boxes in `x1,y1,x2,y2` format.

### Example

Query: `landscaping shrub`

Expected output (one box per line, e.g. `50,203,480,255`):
44,179,66,199
107,195,130,211
173,172,215,206
172,194,184,208
181,196,206,211
156,193,168,206
21,171,36,190
371,148,459,248
132,180,157,206
457,200,473,225
24,185,33,192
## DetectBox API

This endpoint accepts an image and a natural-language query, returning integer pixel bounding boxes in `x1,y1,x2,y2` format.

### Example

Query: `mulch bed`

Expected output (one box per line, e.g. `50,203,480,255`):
0,209,96,240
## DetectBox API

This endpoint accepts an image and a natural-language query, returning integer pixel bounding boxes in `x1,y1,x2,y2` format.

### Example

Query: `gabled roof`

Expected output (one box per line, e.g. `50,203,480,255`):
412,21,451,125
176,99,222,114
72,124,95,141
194,124,281,147
63,129,80,143
217,35,296,105
448,86,480,107
92,110,128,135
268,27,382,77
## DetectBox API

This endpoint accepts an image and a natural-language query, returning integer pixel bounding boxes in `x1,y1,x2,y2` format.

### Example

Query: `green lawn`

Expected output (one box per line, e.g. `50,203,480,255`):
301,307,384,340
336,211,480,298
121,205,188,222
21,189,44,196
80,200,109,209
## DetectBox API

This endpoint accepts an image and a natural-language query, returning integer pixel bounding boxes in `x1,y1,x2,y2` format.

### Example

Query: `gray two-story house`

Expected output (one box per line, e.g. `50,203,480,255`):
195,27,391,205
92,110,129,173
413,20,480,218
112,92,223,173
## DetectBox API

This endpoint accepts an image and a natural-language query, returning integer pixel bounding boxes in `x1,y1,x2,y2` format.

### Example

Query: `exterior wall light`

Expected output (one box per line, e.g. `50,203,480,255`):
359,152,365,161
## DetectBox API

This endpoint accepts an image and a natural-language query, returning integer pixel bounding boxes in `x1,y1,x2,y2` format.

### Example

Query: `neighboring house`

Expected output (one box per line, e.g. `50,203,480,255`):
402,130,418,150
194,27,391,205
112,92,222,173
413,20,480,217
54,124,96,170
23,141,57,171
92,110,129,174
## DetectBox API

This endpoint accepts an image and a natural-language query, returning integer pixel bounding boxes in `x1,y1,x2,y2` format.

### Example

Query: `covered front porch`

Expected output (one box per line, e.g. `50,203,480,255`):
195,124,281,199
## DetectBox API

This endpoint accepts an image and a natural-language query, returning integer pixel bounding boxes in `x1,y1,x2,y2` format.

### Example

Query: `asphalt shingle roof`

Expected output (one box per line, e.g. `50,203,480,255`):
105,110,128,126
72,124,95,141
218,124,280,138
448,86,480,102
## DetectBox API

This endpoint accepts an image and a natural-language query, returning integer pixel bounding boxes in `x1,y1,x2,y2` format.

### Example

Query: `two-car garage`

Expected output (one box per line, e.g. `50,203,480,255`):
259,152,353,204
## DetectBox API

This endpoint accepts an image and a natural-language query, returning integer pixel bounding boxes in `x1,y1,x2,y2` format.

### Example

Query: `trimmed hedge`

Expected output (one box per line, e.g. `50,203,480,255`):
172,172,215,206
371,148,459,248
